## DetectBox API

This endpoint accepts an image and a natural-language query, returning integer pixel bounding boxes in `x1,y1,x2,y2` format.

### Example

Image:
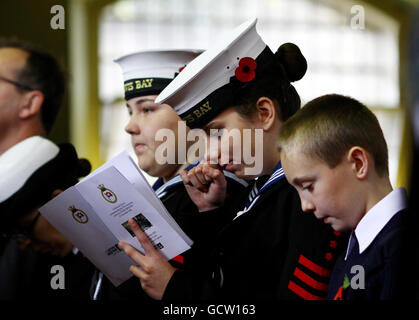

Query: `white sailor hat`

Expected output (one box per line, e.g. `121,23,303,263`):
155,18,277,129
114,50,203,101
0,136,91,236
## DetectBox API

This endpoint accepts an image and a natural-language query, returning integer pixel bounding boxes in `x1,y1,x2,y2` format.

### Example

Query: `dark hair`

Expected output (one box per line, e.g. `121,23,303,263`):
232,43,307,122
278,94,389,177
0,39,67,133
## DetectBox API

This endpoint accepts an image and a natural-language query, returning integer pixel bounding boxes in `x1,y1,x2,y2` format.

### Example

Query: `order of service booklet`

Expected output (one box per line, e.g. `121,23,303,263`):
39,151,193,286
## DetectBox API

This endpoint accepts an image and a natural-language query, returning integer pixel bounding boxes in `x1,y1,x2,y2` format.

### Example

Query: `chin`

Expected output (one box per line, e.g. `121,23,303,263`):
138,163,154,176
140,162,172,179
138,157,153,171
330,222,350,233
139,165,158,177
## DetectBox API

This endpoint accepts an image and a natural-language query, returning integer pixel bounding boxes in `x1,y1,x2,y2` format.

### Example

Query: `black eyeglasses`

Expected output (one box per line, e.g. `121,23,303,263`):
0,75,34,91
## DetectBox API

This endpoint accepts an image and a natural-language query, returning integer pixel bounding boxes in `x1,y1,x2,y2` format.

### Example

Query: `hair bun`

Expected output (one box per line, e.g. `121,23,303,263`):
275,43,307,82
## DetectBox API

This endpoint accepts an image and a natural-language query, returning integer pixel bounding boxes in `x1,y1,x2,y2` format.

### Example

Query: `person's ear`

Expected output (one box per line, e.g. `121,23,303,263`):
347,146,369,179
255,97,276,131
18,90,44,119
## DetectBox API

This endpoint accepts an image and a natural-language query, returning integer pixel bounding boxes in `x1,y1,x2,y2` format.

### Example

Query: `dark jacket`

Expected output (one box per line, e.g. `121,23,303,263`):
164,176,348,301
327,209,407,300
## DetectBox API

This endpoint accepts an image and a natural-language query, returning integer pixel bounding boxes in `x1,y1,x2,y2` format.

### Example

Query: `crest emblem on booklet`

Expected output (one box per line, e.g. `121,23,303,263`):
68,205,89,224
98,184,118,203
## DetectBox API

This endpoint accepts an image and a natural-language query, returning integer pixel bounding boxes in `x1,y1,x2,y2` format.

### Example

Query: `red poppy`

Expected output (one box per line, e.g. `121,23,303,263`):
329,240,337,249
325,252,333,261
235,57,257,82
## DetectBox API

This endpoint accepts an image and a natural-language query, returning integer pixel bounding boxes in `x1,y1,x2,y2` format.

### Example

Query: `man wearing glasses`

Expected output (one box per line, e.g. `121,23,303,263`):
0,40,94,299
0,42,62,154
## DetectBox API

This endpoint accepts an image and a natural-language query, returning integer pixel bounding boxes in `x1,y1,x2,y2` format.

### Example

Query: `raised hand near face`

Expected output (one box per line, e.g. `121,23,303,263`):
180,162,227,212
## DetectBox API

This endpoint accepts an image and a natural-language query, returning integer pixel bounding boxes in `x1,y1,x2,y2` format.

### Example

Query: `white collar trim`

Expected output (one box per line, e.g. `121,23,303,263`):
0,136,59,202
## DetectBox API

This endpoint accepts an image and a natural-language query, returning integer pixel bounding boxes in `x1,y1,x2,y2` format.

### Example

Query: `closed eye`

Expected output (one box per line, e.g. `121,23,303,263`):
302,183,313,192
143,107,153,114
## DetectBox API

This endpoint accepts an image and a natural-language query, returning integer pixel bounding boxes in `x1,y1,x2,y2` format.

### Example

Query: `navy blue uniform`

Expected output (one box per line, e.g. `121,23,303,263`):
327,209,407,300
164,162,348,301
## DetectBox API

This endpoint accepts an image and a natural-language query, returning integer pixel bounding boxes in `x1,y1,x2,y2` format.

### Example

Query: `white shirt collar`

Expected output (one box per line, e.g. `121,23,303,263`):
345,187,408,260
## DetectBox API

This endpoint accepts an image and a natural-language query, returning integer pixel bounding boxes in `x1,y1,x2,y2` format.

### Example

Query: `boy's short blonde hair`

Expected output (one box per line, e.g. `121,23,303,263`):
278,94,389,177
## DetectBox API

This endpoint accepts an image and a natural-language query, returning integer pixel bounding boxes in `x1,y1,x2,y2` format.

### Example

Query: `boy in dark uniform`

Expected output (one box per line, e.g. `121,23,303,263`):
278,94,408,300
92,50,248,300
119,18,348,301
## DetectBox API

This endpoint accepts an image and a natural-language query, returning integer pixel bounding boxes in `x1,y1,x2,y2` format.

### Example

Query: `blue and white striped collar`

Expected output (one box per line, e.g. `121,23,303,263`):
242,161,285,213
258,161,285,193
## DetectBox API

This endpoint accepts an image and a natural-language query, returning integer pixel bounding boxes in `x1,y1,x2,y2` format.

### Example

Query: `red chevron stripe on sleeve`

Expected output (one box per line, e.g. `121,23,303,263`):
293,268,329,292
288,281,326,300
298,254,331,278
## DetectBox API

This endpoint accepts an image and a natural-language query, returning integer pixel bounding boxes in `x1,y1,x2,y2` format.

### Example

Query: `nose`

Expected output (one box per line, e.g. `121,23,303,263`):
125,116,140,135
300,197,315,213
205,135,222,165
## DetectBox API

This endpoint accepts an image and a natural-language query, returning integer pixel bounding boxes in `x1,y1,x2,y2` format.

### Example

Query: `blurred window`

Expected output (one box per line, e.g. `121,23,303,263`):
99,0,401,185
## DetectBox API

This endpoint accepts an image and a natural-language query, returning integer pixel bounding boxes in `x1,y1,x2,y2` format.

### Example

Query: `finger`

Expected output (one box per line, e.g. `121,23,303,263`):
129,264,148,279
188,171,209,192
180,170,191,186
204,166,227,187
194,167,208,185
211,169,227,187
129,265,153,290
204,161,223,170
118,240,147,267
200,167,213,183
203,166,222,180
128,218,155,255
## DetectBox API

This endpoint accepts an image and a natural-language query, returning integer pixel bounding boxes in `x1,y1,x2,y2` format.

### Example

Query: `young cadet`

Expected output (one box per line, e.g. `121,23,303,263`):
278,94,408,300
92,50,249,300
118,18,348,301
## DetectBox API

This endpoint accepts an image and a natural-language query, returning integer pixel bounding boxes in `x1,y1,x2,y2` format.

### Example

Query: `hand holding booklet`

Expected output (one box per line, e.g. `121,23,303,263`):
39,151,193,286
